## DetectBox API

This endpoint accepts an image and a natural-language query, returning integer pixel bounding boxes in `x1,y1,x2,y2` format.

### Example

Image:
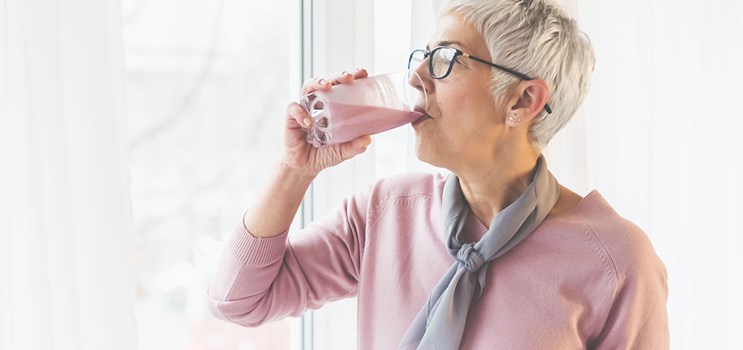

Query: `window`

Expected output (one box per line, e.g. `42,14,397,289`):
122,0,300,348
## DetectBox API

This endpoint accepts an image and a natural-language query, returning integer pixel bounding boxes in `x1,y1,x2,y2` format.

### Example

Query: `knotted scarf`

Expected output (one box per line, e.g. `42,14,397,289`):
398,155,560,349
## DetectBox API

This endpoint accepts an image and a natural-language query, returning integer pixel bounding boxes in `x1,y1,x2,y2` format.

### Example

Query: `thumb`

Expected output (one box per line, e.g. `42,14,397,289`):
340,135,372,160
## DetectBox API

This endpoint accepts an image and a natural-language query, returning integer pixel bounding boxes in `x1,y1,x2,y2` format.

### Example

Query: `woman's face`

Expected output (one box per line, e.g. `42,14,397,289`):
411,14,512,170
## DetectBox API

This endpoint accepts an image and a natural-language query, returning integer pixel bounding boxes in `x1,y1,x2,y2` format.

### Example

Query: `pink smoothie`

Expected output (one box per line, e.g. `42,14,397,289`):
318,102,423,145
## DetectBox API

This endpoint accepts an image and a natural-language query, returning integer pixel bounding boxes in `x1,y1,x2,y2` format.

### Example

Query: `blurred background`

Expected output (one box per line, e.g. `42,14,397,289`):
1,0,742,349
122,0,294,348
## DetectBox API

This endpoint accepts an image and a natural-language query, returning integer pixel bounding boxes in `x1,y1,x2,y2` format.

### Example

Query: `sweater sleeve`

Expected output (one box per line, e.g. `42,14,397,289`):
205,188,370,327
591,230,670,349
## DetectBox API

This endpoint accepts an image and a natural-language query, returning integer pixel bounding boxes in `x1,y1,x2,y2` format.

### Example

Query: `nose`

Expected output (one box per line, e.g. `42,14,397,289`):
407,61,434,96
406,69,430,111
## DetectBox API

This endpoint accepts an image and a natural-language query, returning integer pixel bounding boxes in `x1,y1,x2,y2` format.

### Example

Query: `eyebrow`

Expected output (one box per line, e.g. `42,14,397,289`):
425,40,466,51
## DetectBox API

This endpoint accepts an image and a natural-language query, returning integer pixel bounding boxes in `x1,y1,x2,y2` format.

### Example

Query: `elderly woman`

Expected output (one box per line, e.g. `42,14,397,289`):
206,0,669,348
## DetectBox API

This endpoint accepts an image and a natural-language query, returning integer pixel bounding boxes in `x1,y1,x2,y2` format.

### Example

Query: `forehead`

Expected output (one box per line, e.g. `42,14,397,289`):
427,13,487,56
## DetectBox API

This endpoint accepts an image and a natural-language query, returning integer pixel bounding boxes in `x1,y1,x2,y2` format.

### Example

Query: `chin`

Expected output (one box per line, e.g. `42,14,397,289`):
414,138,445,168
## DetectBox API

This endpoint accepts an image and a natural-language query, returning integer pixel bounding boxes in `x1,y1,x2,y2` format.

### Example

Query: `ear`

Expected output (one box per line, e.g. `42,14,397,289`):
505,79,551,127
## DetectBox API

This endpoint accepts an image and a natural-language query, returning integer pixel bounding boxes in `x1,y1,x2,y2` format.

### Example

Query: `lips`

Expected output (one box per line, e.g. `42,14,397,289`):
412,106,432,126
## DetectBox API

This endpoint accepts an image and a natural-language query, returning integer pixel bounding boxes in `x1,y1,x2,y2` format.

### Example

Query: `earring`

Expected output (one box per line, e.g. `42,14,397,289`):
508,115,521,123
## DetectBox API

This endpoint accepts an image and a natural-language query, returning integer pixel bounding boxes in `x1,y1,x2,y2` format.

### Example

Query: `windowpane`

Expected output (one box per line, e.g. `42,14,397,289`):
121,0,298,348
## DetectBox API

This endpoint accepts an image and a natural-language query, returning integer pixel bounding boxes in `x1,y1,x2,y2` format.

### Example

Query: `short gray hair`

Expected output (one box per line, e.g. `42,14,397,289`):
439,0,595,149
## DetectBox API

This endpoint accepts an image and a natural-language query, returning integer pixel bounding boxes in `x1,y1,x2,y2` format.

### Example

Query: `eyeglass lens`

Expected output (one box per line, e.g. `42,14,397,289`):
409,47,458,79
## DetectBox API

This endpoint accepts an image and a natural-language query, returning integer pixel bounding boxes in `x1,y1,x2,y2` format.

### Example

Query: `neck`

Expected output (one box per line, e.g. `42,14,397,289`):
453,143,541,228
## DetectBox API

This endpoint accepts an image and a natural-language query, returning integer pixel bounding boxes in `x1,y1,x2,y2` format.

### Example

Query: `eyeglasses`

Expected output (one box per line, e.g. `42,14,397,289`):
407,46,553,114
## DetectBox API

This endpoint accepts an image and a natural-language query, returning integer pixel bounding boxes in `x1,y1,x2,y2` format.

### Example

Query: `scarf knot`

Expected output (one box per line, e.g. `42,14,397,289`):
457,243,484,273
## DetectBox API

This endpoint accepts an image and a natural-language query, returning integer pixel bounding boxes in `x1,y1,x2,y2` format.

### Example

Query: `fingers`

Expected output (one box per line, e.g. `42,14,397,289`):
330,68,369,84
301,78,331,96
286,102,312,129
354,135,372,149
338,135,372,160
328,71,354,85
352,68,369,80
301,68,369,95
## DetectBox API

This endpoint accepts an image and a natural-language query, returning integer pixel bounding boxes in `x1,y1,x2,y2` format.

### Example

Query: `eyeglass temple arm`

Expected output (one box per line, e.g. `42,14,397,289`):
463,53,553,114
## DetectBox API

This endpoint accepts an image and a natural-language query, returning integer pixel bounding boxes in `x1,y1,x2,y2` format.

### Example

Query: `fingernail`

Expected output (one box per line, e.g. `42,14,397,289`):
355,68,364,72
318,79,327,85
342,71,351,76
303,118,312,127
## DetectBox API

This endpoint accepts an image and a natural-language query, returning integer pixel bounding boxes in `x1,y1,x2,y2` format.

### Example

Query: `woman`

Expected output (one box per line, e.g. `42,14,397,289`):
207,0,669,348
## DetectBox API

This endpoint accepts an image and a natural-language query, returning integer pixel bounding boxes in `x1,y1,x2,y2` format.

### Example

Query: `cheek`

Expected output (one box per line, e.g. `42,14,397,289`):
436,88,470,126
438,89,492,134
438,83,467,107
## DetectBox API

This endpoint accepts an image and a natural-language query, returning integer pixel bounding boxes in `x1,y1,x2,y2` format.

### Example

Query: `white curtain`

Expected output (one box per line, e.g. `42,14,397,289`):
0,0,137,349
412,0,743,348
568,0,743,348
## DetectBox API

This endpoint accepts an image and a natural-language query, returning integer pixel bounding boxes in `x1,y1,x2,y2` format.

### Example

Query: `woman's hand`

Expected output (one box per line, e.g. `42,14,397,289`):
281,69,372,178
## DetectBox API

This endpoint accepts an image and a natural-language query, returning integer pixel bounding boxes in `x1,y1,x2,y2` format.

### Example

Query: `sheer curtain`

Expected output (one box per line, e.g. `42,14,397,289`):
0,1,137,349
408,0,743,348
569,0,743,347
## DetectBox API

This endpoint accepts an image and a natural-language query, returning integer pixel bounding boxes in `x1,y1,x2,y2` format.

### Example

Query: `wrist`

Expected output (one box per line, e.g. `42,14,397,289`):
277,162,319,183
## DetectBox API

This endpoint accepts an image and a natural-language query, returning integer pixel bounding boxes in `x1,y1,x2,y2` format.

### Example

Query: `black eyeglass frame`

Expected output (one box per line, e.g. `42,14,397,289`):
408,46,553,114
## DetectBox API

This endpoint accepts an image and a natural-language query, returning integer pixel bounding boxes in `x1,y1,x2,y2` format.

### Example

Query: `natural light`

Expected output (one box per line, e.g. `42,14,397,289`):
2,0,742,349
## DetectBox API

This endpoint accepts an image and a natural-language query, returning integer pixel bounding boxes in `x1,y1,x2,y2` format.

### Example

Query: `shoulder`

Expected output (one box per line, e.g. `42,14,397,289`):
564,191,667,282
567,193,670,347
323,172,446,227
344,171,445,229
366,171,447,207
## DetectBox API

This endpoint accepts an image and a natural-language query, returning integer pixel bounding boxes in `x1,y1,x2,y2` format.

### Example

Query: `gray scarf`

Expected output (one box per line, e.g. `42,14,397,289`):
398,155,560,349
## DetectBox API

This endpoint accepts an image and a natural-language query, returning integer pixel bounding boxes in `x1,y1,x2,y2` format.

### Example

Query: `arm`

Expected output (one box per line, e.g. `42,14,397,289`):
205,69,373,326
206,167,371,327
243,162,315,239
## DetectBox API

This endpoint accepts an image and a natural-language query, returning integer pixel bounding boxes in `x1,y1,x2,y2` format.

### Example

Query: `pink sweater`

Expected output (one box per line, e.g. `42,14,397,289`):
206,172,669,349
